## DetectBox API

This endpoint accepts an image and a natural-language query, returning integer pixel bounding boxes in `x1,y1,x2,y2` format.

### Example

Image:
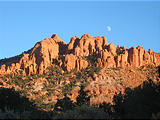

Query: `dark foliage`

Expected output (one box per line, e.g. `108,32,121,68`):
75,65,101,80
0,87,56,119
116,47,125,55
54,85,91,113
158,66,160,78
0,54,22,66
1,66,160,119
111,80,160,119
0,87,36,112
76,85,90,106
0,79,160,119
54,94,76,112
86,53,100,66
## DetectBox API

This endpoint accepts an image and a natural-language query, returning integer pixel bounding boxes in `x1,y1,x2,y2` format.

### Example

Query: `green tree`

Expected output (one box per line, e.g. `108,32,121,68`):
54,94,75,112
76,85,90,106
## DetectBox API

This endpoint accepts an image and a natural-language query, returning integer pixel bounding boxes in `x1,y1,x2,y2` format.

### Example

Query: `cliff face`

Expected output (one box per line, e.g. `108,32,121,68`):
0,34,160,76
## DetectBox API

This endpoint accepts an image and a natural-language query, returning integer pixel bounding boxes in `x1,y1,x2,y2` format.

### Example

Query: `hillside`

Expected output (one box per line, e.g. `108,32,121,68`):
0,34,160,119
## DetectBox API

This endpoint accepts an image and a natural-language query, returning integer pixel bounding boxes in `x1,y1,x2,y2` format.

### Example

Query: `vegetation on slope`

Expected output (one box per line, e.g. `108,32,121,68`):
0,64,159,119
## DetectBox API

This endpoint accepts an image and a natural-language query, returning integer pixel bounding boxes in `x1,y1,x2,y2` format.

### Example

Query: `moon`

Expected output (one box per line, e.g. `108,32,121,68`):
107,26,111,32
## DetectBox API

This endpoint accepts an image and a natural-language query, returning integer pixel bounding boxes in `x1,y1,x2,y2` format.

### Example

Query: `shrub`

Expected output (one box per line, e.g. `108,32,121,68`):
0,88,36,112
116,48,125,55
47,64,64,76
152,112,160,120
86,53,100,66
76,85,90,106
75,66,101,80
53,104,110,119
62,82,76,95
54,95,75,112
0,108,32,119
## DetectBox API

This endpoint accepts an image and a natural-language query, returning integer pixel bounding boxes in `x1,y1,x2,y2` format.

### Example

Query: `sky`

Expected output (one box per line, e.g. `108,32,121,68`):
0,0,160,59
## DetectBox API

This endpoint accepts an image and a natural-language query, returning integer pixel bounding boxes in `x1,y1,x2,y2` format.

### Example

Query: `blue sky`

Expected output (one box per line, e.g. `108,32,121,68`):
0,0,160,59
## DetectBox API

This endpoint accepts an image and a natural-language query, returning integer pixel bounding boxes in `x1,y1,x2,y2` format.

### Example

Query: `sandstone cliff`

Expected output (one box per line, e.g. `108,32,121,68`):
0,34,160,76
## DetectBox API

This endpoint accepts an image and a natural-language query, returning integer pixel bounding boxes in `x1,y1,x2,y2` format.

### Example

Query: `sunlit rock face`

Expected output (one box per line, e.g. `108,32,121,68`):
0,34,160,75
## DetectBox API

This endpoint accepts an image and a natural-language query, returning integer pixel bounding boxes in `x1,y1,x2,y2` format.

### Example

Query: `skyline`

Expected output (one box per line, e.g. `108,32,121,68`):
0,1,160,59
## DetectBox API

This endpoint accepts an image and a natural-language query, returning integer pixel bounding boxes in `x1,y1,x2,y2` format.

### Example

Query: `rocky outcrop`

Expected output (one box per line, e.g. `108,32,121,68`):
0,34,63,75
84,66,150,105
63,34,108,72
0,34,160,76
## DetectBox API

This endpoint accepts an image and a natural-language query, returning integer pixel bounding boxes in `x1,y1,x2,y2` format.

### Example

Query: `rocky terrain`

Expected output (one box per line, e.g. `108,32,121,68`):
0,34,159,119
0,34,160,76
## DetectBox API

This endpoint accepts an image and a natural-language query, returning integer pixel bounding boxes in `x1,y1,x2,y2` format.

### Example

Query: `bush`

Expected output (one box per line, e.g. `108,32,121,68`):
53,104,110,119
62,82,76,95
112,80,160,119
152,112,160,120
47,64,64,76
116,48,125,55
76,85,90,106
86,53,100,66
0,108,31,119
75,66,101,80
0,88,36,112
54,95,75,112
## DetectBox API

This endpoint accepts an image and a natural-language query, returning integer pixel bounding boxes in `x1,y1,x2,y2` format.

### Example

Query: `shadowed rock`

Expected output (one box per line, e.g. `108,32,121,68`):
0,34,160,75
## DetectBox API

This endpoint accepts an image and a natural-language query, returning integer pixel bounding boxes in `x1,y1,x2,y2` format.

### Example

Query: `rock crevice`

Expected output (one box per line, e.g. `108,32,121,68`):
0,34,160,76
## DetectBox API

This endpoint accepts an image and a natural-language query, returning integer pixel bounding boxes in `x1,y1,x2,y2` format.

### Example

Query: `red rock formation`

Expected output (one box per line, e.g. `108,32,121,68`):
0,34,160,76
0,34,61,75
108,43,117,56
